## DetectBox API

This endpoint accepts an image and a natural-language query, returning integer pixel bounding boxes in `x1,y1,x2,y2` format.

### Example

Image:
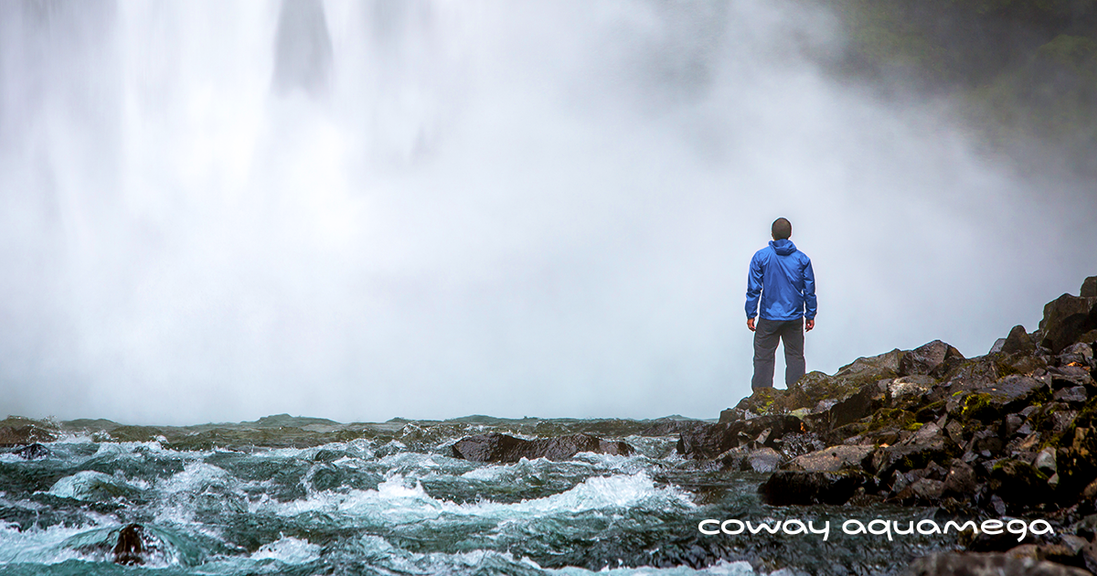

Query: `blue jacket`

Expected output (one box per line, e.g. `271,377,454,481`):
746,239,816,321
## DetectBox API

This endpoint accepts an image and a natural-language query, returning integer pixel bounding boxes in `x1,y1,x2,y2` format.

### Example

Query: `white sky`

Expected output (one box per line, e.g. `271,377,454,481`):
1,0,1094,425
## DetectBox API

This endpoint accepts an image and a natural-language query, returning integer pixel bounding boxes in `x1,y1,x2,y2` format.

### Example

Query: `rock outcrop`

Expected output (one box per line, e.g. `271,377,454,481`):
450,432,633,463
696,275,1097,575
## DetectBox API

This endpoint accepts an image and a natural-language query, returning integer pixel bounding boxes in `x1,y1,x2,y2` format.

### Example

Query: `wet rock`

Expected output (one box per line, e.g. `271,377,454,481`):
951,375,1050,422
450,433,633,463
899,340,965,379
941,460,977,497
1058,342,1094,368
1039,293,1097,354
1049,366,1095,390
758,471,867,506
989,459,1050,510
872,422,960,478
12,443,49,459
746,447,782,472
894,478,944,503
733,387,790,416
676,415,805,459
717,408,753,424
113,524,144,565
1001,325,1037,356
904,551,1090,575
785,444,874,473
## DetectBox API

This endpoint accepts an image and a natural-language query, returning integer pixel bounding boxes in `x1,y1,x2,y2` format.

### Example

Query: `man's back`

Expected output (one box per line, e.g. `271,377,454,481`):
746,239,816,322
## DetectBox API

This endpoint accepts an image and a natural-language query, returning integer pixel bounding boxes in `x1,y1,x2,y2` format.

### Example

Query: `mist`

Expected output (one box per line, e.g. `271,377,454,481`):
1,0,1094,425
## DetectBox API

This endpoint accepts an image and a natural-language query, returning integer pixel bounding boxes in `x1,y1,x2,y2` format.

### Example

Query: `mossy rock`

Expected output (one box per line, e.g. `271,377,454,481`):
734,387,791,415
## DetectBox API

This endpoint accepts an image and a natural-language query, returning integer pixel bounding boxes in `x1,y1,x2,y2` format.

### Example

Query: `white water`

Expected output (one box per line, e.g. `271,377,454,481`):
2,0,1095,425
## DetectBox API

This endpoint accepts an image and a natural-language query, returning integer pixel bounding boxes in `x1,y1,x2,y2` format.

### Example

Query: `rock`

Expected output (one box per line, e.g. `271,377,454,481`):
951,375,1050,422
889,375,937,401
757,471,867,506
899,340,965,379
113,524,144,565
0,424,57,448
1035,447,1057,475
450,433,633,463
834,348,903,383
904,551,1091,576
717,408,752,424
746,447,782,472
784,444,874,472
900,478,944,502
1082,276,1097,298
1039,293,1097,354
872,422,960,478
1001,325,1037,355
941,460,977,497
12,443,49,459
1054,386,1088,405
733,387,790,416
828,380,888,428
676,415,805,459
1048,366,1095,390
989,459,1050,510
1058,342,1094,368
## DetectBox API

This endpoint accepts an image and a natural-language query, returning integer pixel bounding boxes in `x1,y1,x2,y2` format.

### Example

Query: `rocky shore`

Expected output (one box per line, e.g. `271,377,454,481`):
675,276,1097,574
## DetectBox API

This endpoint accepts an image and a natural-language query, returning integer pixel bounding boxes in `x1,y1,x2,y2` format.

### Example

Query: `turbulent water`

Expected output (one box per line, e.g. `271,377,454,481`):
0,416,959,575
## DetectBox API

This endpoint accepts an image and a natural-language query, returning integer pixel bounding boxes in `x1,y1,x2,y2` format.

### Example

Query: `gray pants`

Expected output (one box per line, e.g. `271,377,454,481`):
752,318,805,389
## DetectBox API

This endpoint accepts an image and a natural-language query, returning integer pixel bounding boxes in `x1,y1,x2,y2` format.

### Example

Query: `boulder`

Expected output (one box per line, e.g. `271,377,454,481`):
113,524,145,565
828,380,888,428
989,459,1050,510
757,470,867,506
834,348,904,382
904,552,1090,576
1081,276,1097,298
1001,325,1037,356
12,443,50,459
899,340,965,378
745,447,783,473
950,375,1050,422
450,433,633,463
1039,293,1097,354
941,460,977,497
784,445,874,473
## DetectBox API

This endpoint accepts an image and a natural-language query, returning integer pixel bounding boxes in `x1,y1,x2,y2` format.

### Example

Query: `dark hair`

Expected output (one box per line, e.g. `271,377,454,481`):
771,218,792,240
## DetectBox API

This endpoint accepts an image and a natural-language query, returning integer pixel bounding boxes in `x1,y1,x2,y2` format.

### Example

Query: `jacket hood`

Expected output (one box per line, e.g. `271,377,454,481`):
770,239,797,256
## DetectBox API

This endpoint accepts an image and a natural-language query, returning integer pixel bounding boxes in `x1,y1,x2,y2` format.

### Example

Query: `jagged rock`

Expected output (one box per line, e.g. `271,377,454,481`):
1054,386,1088,405
785,445,874,472
899,340,965,379
113,524,144,565
640,419,707,437
1081,276,1097,298
894,478,944,503
1048,366,1095,390
834,348,904,382
757,470,867,506
733,387,790,415
717,408,753,424
1039,293,1097,354
872,422,960,478
949,375,1050,422
904,551,1090,576
450,433,633,463
1058,342,1094,368
829,380,888,428
1055,427,1097,500
941,460,977,497
13,443,49,459
676,415,805,459
746,447,782,472
989,459,1050,510
1001,325,1037,355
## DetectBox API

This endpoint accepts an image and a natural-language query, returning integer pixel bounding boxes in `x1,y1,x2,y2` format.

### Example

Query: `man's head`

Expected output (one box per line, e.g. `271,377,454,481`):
771,218,792,240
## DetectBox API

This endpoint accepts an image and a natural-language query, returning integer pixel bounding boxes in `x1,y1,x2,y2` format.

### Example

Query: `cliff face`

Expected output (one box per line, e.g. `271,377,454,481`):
824,0,1097,175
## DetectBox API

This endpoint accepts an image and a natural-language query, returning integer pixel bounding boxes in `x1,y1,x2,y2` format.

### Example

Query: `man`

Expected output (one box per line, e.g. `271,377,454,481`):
745,217,816,390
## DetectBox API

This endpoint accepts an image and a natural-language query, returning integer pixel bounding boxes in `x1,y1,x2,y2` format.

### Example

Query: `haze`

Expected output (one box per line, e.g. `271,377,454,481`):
1,0,1094,425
